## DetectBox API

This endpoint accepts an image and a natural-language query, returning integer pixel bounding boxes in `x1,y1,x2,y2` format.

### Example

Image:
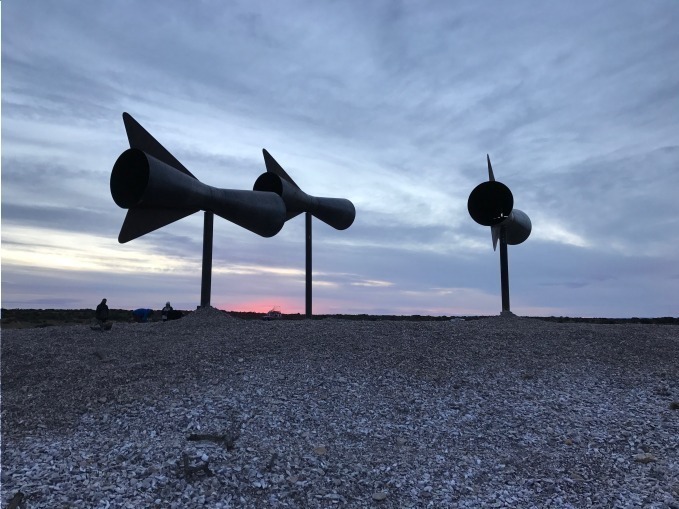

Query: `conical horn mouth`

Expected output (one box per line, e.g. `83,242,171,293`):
467,181,514,226
111,149,151,208
253,172,283,195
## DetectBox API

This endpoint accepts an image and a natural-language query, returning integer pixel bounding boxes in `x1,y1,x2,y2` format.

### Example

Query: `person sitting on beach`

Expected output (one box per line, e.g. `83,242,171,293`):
92,298,112,330
95,298,109,324
162,302,173,322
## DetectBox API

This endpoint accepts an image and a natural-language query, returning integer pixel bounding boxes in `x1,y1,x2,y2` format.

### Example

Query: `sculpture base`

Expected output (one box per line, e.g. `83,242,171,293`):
500,310,516,318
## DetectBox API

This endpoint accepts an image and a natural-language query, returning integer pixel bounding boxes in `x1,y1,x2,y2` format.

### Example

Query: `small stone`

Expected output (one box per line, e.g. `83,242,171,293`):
286,475,299,484
396,437,406,446
201,453,209,462
564,438,573,445
633,453,657,464
372,491,388,501
313,446,327,455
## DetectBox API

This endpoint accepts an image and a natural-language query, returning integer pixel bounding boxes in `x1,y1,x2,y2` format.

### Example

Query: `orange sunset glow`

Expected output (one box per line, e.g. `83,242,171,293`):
215,298,305,314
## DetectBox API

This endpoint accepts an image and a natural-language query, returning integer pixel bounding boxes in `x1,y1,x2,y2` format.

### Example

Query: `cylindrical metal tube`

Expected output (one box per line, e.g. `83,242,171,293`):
254,172,356,230
306,212,312,318
111,149,287,237
500,227,510,313
200,211,214,308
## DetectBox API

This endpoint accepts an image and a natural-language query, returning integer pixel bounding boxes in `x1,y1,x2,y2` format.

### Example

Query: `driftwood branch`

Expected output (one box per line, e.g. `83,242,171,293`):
186,431,239,451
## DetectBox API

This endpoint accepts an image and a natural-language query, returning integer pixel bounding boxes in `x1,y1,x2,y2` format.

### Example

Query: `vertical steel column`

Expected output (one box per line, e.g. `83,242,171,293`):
499,226,510,314
200,211,214,308
305,212,312,318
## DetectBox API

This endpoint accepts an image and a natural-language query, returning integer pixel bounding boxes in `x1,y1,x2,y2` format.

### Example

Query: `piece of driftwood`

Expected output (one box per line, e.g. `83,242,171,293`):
182,452,212,478
186,431,238,451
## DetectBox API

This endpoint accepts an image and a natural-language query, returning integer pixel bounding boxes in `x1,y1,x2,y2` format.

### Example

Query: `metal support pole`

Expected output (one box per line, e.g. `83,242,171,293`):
305,212,312,318
200,211,214,308
499,226,511,315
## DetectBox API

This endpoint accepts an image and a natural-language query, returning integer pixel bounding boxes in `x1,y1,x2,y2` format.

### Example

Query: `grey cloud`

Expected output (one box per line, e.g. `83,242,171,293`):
515,145,679,254
1,203,120,235
3,0,678,316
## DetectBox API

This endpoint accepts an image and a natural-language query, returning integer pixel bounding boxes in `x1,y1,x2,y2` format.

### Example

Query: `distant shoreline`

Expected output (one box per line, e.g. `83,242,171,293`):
1,308,677,329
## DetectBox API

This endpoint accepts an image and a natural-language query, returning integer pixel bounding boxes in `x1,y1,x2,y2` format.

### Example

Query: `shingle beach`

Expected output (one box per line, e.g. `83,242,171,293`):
2,309,678,508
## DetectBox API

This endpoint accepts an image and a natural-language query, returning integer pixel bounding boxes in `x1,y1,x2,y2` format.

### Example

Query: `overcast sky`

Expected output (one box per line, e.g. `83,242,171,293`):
2,1,678,317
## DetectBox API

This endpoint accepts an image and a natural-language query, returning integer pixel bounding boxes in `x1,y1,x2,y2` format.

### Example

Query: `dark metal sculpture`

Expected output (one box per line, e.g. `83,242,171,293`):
253,150,356,317
110,113,287,307
468,155,531,315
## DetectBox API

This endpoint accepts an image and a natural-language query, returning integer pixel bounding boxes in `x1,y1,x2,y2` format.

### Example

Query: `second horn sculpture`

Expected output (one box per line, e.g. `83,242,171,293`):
254,149,356,317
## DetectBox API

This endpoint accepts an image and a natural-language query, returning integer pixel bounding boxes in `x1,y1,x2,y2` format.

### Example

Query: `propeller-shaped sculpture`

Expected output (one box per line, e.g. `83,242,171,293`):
468,155,532,315
110,113,287,307
254,150,356,317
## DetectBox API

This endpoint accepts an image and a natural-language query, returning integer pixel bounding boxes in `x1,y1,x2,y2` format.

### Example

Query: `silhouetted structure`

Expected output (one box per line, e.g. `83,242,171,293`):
468,155,532,315
254,150,356,317
110,113,287,307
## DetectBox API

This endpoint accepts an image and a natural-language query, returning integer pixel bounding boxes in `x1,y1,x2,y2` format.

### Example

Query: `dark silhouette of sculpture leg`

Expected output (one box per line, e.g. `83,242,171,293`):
201,211,214,308
306,212,312,318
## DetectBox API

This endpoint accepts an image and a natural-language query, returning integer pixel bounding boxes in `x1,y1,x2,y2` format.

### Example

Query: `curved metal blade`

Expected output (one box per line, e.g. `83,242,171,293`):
262,149,300,189
487,154,495,182
123,112,196,179
491,225,500,251
119,206,199,243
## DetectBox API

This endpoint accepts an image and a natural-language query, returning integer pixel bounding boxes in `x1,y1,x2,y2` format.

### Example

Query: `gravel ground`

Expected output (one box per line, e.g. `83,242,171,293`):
2,308,678,508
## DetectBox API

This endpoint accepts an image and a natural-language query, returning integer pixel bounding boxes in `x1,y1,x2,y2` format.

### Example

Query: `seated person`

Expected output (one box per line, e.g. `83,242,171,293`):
95,298,109,324
162,302,173,322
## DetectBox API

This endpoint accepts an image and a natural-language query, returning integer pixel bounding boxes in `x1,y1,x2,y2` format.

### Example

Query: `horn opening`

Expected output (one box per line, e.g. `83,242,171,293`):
111,149,150,208
253,172,283,195
467,181,514,226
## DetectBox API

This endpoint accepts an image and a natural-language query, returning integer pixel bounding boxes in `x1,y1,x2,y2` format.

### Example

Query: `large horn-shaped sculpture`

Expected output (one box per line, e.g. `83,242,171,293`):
110,113,287,307
467,155,532,315
253,150,356,317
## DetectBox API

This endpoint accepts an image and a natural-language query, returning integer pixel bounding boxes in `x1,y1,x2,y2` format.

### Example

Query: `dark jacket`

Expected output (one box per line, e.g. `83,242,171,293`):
96,301,109,321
